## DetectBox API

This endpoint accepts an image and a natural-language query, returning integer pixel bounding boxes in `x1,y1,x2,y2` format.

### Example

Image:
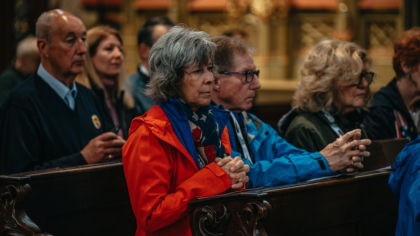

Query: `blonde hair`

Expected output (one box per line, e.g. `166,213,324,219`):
292,39,372,113
76,25,134,108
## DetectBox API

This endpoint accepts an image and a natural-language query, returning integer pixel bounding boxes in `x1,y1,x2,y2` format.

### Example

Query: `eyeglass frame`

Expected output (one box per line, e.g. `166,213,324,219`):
353,71,374,88
218,70,260,83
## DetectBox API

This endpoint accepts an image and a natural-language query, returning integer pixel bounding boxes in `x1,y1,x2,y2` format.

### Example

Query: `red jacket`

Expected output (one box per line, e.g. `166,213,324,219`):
122,105,232,236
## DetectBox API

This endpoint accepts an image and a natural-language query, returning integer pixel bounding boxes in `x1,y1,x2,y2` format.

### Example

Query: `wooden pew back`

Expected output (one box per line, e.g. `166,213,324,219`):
0,161,136,236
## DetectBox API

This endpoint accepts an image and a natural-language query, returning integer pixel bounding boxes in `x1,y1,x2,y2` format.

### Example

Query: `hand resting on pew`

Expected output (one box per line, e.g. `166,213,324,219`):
320,129,371,173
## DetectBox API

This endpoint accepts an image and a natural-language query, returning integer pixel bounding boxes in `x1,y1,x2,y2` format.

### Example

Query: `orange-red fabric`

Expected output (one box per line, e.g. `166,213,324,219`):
122,105,232,236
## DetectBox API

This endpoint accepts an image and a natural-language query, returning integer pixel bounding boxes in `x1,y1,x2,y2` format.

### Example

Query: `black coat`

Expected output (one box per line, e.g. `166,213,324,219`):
364,78,418,140
0,74,111,174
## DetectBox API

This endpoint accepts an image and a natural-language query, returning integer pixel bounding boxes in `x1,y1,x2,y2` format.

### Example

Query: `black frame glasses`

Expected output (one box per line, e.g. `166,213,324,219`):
354,71,374,88
218,70,260,83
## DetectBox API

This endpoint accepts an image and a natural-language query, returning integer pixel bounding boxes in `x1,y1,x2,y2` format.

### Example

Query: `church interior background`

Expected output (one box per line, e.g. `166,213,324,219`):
2,0,419,125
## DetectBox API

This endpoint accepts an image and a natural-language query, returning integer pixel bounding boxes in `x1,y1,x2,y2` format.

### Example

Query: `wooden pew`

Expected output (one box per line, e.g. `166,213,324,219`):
190,170,398,236
0,161,136,236
0,137,404,236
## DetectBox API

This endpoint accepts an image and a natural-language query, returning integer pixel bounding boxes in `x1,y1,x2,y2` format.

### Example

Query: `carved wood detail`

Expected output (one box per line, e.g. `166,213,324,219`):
0,184,49,236
235,200,272,236
193,204,230,236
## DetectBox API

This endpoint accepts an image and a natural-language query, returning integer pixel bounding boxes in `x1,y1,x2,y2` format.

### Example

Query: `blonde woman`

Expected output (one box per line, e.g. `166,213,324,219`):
279,39,373,152
77,25,135,139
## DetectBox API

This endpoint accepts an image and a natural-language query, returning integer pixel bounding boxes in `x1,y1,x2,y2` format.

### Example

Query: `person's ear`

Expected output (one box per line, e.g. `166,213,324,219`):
37,39,48,58
401,61,411,74
138,43,150,62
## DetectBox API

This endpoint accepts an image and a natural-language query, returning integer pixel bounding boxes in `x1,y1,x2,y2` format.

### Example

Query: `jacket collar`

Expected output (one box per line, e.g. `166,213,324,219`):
129,105,199,170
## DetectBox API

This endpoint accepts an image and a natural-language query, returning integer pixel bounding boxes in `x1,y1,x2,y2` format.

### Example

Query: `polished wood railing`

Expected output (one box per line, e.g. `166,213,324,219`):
190,170,397,236
0,162,399,236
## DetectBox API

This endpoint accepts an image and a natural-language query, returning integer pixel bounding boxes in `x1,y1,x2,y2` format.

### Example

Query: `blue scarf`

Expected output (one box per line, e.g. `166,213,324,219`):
160,98,228,169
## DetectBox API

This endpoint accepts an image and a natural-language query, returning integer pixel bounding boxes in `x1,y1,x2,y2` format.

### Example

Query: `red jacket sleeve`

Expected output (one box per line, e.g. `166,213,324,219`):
122,124,232,233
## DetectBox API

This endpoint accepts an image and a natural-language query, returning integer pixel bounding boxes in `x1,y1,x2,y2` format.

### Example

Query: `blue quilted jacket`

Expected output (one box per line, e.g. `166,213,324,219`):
227,112,334,188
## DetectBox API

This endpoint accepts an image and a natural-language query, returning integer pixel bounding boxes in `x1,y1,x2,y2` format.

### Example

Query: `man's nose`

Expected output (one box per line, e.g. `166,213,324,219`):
250,74,261,90
77,38,87,54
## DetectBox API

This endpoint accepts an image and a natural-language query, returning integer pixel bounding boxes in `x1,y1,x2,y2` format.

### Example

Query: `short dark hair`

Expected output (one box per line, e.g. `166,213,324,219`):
137,16,175,47
393,27,420,78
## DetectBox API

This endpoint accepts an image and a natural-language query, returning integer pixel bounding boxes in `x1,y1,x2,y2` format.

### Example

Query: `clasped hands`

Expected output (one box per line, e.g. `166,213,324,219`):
320,129,371,173
215,156,250,190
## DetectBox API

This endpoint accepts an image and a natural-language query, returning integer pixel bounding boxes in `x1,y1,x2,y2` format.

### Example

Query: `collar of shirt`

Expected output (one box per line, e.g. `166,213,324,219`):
139,64,150,77
37,64,78,110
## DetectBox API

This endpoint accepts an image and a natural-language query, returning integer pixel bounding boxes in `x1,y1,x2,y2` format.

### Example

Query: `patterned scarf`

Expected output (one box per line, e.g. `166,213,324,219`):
185,103,227,168
161,98,227,169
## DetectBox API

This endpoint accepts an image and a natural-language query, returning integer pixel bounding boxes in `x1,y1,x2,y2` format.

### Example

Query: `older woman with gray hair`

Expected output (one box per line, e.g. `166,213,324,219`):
122,26,249,236
279,39,373,152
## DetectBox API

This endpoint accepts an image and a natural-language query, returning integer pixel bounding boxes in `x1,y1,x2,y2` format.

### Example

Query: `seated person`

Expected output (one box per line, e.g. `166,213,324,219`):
388,135,420,235
0,9,124,174
279,39,372,152
122,26,249,236
211,36,370,188
0,35,39,105
76,25,136,139
364,27,420,141
126,16,175,115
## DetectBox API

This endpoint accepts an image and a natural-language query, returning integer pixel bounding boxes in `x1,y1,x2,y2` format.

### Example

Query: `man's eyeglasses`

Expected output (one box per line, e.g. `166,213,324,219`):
353,71,374,88
218,70,260,83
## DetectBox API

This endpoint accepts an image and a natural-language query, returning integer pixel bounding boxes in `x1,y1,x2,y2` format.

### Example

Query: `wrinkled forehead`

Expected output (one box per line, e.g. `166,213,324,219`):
231,52,255,71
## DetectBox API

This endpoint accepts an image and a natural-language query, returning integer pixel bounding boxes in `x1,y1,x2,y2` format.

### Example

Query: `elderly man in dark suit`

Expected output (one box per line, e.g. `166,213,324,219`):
0,9,125,174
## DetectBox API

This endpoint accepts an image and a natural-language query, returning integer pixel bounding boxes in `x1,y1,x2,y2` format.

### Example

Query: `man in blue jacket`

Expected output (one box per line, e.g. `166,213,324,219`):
388,136,420,235
211,36,371,187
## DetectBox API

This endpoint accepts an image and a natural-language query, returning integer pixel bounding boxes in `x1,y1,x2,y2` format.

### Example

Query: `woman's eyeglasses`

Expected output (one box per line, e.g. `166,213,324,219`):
218,70,260,83
353,71,374,88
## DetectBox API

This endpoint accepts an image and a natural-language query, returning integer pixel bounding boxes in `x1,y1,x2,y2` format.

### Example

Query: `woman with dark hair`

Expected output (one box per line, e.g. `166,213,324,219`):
122,26,249,236
76,25,136,139
364,27,420,140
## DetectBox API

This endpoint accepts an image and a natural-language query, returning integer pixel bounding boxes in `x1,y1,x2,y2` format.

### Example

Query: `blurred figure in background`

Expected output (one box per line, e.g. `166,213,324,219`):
279,39,372,152
364,27,420,141
223,28,249,42
0,35,40,105
76,25,136,139
126,16,175,115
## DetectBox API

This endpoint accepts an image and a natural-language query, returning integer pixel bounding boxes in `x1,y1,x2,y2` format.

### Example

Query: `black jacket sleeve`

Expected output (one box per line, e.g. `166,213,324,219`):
0,103,86,174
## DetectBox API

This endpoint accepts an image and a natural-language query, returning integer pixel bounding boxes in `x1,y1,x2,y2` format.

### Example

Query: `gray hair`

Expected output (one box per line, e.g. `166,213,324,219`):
16,35,38,56
293,39,372,113
35,11,55,42
146,26,216,102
